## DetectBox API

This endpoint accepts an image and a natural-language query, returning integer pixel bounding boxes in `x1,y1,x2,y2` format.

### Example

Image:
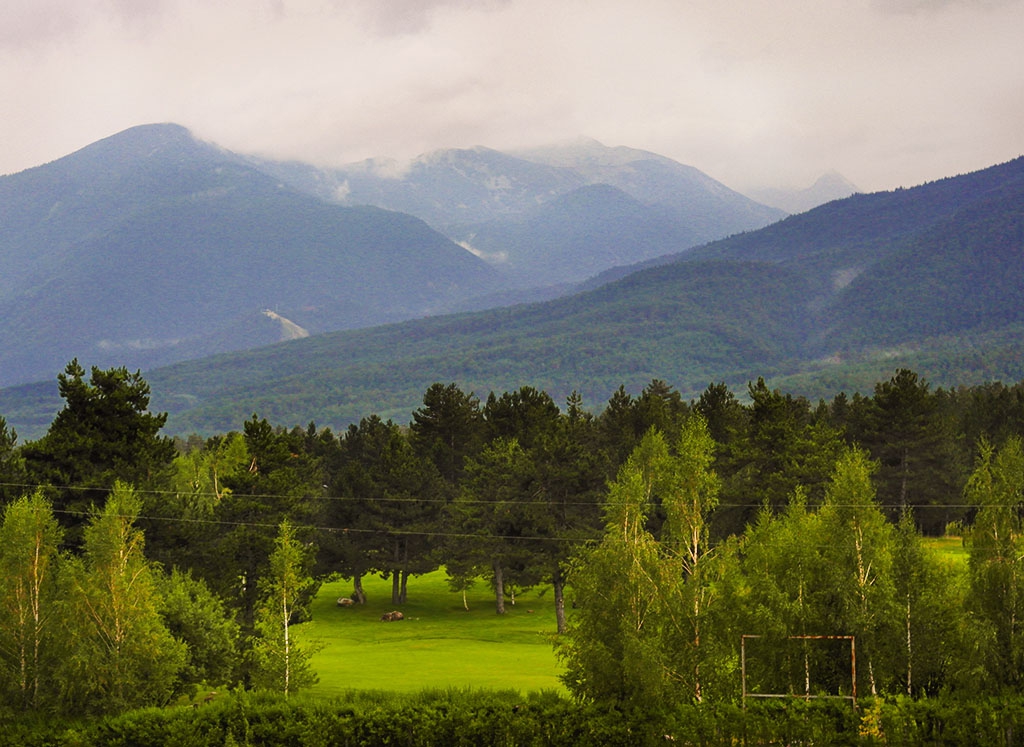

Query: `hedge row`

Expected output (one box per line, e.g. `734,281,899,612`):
4,690,1024,746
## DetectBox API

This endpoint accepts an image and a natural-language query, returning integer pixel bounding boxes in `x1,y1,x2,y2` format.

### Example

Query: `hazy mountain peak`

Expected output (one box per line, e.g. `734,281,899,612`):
512,137,673,169
60,123,224,171
347,155,412,180
415,145,503,167
746,171,860,214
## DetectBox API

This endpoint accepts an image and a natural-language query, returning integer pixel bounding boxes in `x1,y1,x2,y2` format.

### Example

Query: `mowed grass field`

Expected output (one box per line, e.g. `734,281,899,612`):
297,538,968,696
296,571,566,696
925,535,969,568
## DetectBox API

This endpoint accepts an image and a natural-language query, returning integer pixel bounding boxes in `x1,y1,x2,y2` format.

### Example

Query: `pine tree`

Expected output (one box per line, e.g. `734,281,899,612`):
21,361,175,543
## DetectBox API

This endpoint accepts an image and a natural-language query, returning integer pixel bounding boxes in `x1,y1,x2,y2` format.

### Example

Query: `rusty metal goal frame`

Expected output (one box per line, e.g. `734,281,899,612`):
741,634,856,708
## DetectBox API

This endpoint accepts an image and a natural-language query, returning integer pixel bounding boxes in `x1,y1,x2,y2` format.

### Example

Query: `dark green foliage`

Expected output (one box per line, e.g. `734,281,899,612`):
410,383,485,485
212,417,323,634
530,393,606,632
634,379,690,441
21,361,176,543
848,369,962,533
12,690,1024,746
449,437,546,614
484,386,561,449
157,569,242,697
711,378,842,535
318,415,442,605
0,415,25,505
947,379,1024,453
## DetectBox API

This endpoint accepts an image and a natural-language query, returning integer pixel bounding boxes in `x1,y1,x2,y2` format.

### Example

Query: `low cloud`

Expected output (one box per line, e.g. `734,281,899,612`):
1,0,1022,192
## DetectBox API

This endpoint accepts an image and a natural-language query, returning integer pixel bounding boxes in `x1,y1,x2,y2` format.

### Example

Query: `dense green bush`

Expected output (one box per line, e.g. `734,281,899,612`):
8,690,1024,746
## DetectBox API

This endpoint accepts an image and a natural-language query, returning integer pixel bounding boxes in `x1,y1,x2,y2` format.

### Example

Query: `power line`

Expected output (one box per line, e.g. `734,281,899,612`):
49,506,975,552
19,501,985,552
47,507,603,544
0,481,993,511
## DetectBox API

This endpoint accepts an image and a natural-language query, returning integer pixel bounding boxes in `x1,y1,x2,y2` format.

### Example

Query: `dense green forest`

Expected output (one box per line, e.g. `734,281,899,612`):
3,361,1024,729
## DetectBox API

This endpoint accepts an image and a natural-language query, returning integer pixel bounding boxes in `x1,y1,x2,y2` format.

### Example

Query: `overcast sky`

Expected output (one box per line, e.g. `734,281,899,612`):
2,0,1022,193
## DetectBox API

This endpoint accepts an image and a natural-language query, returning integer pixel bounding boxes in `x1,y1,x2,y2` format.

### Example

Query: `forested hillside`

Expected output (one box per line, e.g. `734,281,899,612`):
5,130,1019,437
0,124,502,386
3,364,1024,721
5,154,1002,438
4,157,1022,438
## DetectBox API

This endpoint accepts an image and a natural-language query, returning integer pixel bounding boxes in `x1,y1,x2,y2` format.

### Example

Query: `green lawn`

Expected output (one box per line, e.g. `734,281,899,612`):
924,535,969,568
298,537,970,697
296,571,566,696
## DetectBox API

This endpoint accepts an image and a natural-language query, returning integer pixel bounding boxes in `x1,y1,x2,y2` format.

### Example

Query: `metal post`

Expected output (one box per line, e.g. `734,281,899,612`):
741,634,748,709
851,635,857,705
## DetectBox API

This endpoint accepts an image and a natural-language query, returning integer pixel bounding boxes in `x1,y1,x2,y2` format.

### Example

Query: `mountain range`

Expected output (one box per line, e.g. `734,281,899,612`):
2,125,1020,439
0,124,506,386
0,124,787,388
143,153,1024,436
253,136,786,286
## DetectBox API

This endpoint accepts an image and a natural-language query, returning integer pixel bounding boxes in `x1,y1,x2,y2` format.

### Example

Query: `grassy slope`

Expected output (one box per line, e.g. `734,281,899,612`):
297,572,565,696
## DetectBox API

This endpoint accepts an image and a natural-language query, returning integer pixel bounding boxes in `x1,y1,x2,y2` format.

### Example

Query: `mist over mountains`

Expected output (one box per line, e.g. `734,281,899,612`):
0,124,508,386
251,136,787,285
2,123,1020,439
0,124,788,388
745,171,860,214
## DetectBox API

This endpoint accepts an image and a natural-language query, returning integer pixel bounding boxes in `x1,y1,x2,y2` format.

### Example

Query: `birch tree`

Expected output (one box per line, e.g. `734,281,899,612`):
739,490,830,698
251,519,318,696
0,491,62,710
557,430,670,706
965,437,1024,688
558,420,729,707
818,447,899,696
660,414,722,702
892,509,960,695
56,483,185,714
